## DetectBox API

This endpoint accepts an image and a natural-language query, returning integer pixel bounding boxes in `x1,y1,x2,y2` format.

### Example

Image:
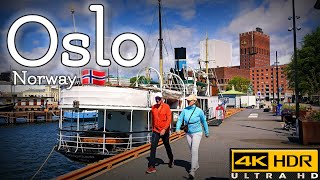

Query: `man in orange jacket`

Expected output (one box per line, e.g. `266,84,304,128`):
146,92,174,174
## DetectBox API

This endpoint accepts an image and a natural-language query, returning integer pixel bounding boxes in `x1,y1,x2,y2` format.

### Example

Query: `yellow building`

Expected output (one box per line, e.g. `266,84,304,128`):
19,86,59,102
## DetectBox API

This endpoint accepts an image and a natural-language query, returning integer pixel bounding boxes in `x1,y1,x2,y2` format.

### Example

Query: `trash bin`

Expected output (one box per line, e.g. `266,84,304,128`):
276,104,282,116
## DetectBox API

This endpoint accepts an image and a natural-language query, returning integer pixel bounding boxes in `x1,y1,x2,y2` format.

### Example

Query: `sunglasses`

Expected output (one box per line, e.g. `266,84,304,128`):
155,97,162,102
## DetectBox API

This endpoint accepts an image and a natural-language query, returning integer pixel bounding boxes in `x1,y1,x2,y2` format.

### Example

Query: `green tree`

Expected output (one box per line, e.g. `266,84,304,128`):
129,76,153,85
226,76,251,93
285,27,320,97
130,76,144,84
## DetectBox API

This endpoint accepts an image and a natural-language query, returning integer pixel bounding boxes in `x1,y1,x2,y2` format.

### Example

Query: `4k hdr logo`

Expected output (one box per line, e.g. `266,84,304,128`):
234,152,268,170
231,149,319,172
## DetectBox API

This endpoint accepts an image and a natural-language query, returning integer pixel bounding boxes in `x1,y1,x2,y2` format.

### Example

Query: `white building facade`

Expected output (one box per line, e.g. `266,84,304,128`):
199,39,232,68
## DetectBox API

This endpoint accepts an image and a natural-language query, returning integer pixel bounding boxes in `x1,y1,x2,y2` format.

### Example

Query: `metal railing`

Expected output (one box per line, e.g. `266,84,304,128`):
57,128,152,155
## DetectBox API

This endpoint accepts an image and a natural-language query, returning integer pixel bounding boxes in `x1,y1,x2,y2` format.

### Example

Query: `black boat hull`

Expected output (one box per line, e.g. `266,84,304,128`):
0,103,15,112
56,149,115,164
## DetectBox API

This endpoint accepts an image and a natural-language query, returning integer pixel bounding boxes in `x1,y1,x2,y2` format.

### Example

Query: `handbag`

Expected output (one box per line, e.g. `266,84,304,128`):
180,107,196,133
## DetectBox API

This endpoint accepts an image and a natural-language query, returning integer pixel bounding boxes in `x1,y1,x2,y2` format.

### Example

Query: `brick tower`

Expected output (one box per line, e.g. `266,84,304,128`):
239,27,270,69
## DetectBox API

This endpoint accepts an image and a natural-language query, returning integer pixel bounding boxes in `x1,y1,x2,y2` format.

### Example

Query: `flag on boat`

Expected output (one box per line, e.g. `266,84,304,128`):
82,69,106,86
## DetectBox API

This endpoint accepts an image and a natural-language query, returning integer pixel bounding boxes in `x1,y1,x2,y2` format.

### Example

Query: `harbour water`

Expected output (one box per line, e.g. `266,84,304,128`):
0,121,85,179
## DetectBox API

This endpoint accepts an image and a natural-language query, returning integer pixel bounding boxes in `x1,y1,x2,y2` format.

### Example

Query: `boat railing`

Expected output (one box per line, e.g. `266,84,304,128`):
57,129,152,155
60,122,98,131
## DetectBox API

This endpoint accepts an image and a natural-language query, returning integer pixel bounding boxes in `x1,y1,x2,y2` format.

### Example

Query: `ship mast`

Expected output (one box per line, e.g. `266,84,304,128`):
70,7,81,79
158,0,163,84
205,32,209,75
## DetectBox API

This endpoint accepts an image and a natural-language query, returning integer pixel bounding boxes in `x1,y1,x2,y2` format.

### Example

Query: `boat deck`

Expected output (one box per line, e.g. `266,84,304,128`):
85,109,318,180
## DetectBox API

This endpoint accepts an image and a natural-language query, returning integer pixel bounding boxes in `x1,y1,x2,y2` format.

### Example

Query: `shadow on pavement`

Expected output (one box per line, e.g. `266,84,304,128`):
173,159,190,172
239,125,291,135
238,119,281,122
145,157,165,166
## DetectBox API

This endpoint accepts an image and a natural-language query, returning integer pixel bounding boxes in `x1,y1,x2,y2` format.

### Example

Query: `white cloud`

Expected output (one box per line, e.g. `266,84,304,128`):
147,0,198,20
181,9,196,20
32,40,40,46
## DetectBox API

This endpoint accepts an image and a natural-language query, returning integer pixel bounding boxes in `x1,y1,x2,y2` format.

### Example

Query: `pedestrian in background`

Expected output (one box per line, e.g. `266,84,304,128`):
176,94,209,179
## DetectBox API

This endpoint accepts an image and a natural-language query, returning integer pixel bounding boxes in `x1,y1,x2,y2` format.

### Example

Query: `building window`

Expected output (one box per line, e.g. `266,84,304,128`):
261,77,264,80
240,49,242,54
245,48,246,54
252,70,254,73
257,74,259,76
257,78,259,80
257,70,259,72
261,73,263,76
266,77,268,79
266,69,268,71
252,74,254,76
252,78,254,80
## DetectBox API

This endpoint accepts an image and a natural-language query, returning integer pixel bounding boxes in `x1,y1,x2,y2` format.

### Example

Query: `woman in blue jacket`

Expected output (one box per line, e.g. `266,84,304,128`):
176,94,209,179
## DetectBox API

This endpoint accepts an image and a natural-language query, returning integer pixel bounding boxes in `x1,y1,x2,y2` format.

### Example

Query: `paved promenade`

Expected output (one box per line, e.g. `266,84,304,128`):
89,109,319,180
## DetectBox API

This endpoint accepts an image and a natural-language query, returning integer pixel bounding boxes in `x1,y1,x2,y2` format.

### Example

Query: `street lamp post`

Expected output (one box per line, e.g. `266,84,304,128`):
276,51,280,106
288,0,300,119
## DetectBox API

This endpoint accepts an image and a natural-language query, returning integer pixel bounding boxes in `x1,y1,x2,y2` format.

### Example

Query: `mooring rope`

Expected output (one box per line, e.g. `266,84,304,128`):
30,146,56,180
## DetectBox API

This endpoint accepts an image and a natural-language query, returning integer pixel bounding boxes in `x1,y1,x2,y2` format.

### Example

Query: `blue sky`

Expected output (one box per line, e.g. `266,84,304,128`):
0,0,319,78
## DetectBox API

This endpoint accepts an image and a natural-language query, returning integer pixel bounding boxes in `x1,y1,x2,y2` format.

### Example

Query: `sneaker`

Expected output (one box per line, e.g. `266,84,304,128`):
188,171,195,179
194,164,199,171
168,159,174,168
146,166,156,174
189,164,199,173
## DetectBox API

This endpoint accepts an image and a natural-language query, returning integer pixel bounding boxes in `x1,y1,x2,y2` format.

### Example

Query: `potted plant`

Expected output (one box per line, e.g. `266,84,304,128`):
298,105,309,119
299,111,320,145
281,104,295,121
271,103,277,112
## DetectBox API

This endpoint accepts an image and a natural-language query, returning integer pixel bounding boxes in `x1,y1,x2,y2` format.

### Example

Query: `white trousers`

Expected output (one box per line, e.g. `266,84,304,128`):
186,132,203,171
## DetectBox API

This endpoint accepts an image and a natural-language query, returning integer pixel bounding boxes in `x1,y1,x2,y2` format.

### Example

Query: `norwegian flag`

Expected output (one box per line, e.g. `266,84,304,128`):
82,69,106,86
